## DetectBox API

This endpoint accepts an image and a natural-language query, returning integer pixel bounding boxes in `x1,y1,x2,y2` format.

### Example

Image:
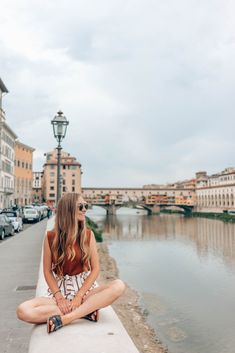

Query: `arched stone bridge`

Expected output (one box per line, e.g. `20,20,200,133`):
82,187,196,215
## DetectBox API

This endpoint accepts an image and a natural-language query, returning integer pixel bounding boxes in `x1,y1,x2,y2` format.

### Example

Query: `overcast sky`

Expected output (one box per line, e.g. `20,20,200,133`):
0,0,235,187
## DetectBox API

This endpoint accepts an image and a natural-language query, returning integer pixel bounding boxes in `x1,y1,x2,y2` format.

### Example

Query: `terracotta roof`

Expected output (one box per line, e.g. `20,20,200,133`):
45,160,81,166
15,140,35,152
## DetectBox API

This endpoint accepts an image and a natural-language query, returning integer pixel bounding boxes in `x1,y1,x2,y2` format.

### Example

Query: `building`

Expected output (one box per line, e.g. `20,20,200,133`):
196,168,235,212
0,78,18,208
42,149,82,205
143,178,196,190
32,171,43,203
14,141,35,206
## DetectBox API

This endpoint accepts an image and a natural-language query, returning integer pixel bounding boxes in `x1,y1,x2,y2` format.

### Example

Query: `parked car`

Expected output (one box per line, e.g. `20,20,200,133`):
38,205,48,219
23,208,40,223
0,210,23,232
24,205,46,221
32,206,43,220
0,215,15,240
24,205,35,209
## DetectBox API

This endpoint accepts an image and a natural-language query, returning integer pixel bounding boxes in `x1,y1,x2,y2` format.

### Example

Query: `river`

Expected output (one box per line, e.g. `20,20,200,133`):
87,206,235,353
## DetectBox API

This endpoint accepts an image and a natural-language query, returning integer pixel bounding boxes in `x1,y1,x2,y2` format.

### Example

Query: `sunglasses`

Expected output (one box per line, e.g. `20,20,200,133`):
77,203,88,211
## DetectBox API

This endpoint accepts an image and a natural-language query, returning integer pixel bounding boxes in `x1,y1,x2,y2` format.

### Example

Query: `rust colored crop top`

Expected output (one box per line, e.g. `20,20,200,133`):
47,228,92,276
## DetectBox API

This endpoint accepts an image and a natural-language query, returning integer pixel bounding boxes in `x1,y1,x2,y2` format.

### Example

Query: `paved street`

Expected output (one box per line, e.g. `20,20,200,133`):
0,223,38,245
0,219,48,353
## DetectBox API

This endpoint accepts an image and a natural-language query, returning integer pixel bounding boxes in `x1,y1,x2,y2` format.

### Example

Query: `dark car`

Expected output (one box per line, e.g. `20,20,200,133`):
0,210,23,232
0,214,14,240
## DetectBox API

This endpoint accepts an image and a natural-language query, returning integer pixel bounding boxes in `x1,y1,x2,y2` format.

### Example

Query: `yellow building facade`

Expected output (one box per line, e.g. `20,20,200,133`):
14,141,35,206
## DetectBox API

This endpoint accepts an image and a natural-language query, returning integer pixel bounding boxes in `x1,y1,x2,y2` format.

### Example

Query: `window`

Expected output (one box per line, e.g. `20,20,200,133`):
72,180,75,185
49,193,55,197
51,165,55,169
3,161,12,174
26,162,28,169
50,186,54,191
50,172,55,177
22,161,24,168
72,187,75,192
63,187,66,192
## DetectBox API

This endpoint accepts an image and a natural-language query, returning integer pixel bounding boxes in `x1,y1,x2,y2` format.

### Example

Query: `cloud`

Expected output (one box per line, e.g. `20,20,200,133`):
1,0,235,187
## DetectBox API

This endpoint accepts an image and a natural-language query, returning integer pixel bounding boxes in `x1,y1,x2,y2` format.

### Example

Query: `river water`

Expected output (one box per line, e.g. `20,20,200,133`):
87,207,235,353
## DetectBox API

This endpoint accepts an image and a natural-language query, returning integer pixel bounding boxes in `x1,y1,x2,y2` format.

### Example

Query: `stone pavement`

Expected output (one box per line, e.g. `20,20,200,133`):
0,219,47,353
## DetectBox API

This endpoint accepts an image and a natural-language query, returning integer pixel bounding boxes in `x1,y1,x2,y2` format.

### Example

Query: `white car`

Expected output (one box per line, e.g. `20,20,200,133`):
38,206,48,219
0,211,23,232
23,208,40,223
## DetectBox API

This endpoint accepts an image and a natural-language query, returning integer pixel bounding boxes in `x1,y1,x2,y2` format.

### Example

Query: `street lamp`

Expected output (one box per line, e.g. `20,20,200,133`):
51,110,69,205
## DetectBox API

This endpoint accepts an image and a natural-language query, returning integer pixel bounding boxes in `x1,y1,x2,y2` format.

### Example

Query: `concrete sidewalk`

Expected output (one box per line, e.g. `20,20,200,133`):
0,219,47,353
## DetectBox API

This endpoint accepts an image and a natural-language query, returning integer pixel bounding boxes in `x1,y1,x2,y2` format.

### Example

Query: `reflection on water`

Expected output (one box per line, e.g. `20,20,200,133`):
88,207,235,353
90,209,235,270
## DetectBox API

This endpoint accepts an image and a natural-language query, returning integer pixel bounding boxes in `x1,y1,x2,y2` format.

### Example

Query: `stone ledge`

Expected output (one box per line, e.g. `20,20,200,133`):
28,217,139,353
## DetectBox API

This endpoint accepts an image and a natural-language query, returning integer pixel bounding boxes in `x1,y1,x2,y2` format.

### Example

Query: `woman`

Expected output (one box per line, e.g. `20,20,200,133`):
17,193,125,333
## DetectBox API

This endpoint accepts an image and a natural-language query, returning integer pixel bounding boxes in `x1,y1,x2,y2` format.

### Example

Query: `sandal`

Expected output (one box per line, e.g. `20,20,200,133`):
83,309,99,322
47,315,63,333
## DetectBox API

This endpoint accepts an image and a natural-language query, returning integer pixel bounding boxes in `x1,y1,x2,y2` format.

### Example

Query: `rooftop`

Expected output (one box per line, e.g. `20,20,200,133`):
0,78,8,93
16,140,35,152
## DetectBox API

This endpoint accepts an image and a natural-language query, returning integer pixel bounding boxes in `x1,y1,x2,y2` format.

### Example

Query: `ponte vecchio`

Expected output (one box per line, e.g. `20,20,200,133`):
82,187,196,215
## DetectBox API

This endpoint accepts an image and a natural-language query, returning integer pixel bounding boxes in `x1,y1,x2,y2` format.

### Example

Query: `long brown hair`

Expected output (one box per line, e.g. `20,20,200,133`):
51,193,90,277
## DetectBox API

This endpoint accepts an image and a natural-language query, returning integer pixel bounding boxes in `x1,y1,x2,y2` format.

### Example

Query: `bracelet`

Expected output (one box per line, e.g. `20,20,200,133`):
53,290,61,297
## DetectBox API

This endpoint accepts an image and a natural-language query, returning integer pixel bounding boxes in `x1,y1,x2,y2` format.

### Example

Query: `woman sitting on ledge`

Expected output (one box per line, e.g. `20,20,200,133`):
17,193,125,333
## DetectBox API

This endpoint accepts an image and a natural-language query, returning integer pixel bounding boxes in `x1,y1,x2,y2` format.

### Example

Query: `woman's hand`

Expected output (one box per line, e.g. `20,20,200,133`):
70,294,83,311
55,295,72,314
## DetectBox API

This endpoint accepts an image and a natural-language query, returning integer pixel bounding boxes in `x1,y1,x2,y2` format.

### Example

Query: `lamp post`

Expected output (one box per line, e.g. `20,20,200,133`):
51,110,69,205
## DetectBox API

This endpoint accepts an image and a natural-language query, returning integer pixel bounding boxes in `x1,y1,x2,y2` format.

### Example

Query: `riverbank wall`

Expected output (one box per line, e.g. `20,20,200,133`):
191,211,235,222
160,209,235,223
